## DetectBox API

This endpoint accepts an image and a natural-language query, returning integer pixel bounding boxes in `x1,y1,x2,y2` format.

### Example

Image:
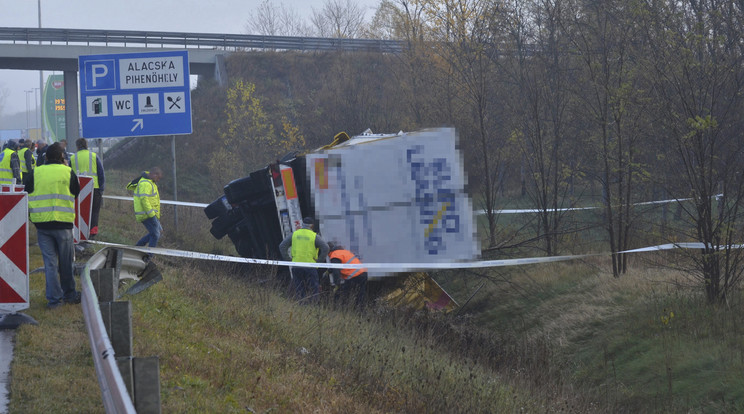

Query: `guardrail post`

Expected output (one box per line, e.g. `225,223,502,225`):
89,268,117,302
133,357,161,414
116,357,134,398
100,301,132,357
105,248,123,276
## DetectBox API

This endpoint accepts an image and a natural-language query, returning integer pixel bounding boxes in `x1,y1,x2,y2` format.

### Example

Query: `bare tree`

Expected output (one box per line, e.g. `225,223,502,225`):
499,0,580,256
310,0,368,38
365,0,401,40
643,0,744,302
369,0,438,126
424,0,507,248
246,0,311,37
569,0,650,276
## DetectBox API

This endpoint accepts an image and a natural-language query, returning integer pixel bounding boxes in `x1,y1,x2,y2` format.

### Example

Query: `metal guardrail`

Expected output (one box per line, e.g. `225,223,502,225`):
81,264,136,414
0,27,405,53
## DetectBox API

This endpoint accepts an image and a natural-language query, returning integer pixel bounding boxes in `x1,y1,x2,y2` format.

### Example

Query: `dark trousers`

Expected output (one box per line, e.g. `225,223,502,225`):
291,266,319,302
336,273,368,309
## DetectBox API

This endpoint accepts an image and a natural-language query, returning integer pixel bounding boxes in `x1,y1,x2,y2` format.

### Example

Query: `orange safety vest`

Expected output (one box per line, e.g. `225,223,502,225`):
329,249,366,279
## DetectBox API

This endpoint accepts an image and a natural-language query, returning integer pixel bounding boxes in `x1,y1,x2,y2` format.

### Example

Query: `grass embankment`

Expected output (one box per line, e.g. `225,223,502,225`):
439,256,744,412
9,178,540,413
8,232,102,413
126,260,537,412
10,246,536,412
10,168,744,412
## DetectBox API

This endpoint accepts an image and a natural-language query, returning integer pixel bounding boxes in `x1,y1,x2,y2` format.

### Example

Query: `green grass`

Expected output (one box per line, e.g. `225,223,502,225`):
11,164,744,412
125,261,537,413
10,205,543,413
9,232,103,414
439,259,744,412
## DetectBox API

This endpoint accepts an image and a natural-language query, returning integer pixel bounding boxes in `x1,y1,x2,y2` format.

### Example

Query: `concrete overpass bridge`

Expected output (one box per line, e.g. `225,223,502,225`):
0,27,404,142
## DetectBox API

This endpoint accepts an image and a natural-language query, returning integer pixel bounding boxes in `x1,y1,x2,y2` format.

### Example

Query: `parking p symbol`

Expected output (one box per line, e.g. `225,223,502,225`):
83,59,115,91
91,64,108,87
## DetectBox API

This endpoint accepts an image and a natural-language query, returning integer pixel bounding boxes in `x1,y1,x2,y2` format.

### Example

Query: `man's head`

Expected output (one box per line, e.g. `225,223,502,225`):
76,138,88,151
45,142,65,164
149,167,164,182
6,140,18,151
26,139,35,149
36,140,47,149
302,216,315,230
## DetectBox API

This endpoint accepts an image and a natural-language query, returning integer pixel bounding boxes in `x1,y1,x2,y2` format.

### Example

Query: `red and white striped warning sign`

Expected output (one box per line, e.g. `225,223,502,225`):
74,175,94,244
0,185,29,312
0,184,25,193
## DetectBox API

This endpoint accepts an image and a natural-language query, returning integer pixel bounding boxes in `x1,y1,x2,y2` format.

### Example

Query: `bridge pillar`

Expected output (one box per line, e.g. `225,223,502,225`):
214,54,227,88
63,70,80,146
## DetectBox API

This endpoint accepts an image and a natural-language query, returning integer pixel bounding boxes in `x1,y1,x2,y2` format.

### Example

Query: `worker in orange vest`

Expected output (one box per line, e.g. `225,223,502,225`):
327,243,368,308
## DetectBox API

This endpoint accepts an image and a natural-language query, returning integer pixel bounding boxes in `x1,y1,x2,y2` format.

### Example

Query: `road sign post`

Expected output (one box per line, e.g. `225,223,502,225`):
78,50,192,139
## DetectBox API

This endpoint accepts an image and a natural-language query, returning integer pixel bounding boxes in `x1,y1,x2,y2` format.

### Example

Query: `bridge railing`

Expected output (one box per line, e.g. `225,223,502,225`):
0,27,404,53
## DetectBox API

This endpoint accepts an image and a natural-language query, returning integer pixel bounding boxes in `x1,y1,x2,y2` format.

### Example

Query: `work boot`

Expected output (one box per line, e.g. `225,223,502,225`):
64,291,82,305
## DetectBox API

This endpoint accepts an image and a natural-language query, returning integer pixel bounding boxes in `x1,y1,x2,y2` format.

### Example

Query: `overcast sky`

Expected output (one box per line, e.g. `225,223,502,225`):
0,0,381,118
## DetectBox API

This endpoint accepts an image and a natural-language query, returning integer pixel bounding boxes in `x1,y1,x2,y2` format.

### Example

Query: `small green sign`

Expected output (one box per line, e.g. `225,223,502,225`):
43,74,66,143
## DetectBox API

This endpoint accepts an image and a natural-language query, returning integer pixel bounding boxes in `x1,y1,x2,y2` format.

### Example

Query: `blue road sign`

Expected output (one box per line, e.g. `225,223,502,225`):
79,50,192,139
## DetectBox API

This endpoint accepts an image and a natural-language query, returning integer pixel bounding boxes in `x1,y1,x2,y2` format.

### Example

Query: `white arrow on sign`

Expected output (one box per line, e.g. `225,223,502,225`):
131,119,144,132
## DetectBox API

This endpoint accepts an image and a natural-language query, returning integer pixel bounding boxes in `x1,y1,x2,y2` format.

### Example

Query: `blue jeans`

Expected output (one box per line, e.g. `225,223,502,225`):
36,228,77,305
136,216,162,247
291,266,319,302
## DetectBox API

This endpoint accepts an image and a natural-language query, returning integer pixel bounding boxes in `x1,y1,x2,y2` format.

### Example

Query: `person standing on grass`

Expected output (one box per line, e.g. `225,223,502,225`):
70,138,105,239
327,243,368,309
17,139,35,183
0,140,22,185
26,142,81,309
279,217,329,302
128,167,163,254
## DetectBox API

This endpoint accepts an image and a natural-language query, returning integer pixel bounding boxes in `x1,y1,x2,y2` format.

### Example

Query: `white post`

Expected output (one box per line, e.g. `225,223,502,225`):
171,135,178,233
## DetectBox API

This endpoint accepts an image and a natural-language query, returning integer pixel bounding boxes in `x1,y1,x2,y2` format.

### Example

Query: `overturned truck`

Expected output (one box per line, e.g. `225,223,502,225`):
204,128,479,306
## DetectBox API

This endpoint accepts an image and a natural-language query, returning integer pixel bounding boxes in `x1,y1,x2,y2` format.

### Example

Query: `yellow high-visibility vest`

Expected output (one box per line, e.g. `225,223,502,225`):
29,164,75,223
133,177,160,222
291,228,318,263
71,149,99,189
18,147,35,175
0,148,16,184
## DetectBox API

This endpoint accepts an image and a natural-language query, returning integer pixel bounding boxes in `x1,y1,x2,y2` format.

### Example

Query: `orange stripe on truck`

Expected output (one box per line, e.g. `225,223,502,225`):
281,168,297,199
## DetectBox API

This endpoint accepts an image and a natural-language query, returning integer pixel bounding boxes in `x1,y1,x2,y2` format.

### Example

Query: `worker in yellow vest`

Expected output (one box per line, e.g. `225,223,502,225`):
17,139,35,182
327,243,368,309
26,142,81,309
0,140,22,186
278,217,329,302
127,167,163,258
71,138,105,238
